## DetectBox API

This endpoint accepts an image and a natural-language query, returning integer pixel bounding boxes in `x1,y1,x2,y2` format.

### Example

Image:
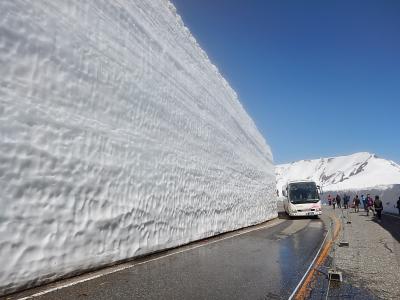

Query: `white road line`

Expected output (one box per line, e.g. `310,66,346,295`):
287,224,330,300
16,218,284,300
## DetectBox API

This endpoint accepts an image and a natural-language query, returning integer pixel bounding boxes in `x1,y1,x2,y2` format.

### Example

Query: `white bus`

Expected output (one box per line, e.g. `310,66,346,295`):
282,180,322,217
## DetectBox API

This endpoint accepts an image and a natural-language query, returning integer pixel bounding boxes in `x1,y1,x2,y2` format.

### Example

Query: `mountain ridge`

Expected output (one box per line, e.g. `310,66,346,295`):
276,152,400,193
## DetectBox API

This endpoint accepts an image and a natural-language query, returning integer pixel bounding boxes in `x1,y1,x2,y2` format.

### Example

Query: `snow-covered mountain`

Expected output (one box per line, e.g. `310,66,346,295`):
0,0,275,295
276,152,400,213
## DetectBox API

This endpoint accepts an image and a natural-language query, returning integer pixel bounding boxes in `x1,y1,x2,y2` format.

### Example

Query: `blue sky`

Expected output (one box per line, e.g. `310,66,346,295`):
172,0,400,164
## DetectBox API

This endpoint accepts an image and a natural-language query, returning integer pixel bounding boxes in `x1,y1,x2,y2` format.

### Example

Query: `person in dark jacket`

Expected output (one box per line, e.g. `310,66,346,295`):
374,195,383,221
396,197,400,216
336,194,342,209
343,194,349,209
354,195,360,212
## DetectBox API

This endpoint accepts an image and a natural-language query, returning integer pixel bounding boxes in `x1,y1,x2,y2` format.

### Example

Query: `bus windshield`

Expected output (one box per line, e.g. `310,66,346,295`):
288,182,320,204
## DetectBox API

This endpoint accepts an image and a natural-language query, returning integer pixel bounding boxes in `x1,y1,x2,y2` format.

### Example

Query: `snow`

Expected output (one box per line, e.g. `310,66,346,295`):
0,0,276,295
276,152,400,213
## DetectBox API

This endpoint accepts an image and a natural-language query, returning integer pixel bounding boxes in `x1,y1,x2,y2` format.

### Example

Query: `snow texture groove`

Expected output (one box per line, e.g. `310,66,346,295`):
0,0,276,295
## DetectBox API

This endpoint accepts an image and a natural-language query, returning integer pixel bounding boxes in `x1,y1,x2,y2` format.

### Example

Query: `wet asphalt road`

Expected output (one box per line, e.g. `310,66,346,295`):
6,210,327,300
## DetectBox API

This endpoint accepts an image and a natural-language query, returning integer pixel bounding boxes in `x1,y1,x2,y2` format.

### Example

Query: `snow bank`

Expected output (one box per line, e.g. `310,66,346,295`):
0,0,275,295
276,152,400,213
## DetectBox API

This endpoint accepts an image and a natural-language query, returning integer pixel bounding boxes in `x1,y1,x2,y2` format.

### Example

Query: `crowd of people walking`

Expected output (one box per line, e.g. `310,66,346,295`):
326,193,392,222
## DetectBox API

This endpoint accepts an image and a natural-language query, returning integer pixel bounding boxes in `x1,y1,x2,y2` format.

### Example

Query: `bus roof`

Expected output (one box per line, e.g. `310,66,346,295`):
287,180,317,184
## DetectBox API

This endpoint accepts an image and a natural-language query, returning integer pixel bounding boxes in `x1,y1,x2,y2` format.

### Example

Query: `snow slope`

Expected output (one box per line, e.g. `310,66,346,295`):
0,0,275,295
276,152,400,213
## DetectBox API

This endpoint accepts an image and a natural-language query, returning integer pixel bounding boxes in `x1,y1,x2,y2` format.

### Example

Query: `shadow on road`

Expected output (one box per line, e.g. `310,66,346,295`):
277,211,289,219
361,212,400,243
375,214,400,243
278,211,320,221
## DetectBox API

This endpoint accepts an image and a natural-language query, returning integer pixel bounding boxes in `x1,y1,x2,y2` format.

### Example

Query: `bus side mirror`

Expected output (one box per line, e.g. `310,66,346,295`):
282,190,287,197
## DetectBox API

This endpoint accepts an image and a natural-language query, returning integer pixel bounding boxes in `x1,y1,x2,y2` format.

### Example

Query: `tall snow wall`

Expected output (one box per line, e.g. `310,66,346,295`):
0,0,276,295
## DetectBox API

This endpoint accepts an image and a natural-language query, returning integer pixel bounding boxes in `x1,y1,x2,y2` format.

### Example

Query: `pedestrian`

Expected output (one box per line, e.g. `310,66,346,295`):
361,194,367,211
332,196,336,209
354,195,360,212
336,194,342,209
343,194,349,209
396,197,400,216
351,197,355,210
366,194,374,216
374,195,383,221
328,194,332,206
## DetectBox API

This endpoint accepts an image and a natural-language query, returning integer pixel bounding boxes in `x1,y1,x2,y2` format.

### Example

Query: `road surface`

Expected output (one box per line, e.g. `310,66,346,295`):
5,209,328,300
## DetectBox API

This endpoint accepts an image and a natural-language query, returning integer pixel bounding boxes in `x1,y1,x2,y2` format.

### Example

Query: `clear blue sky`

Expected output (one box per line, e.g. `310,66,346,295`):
172,0,400,164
